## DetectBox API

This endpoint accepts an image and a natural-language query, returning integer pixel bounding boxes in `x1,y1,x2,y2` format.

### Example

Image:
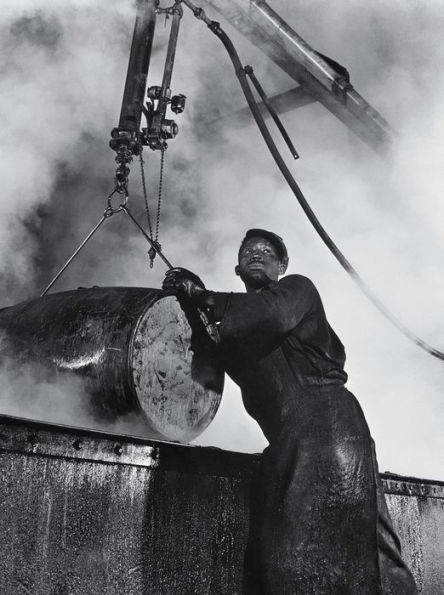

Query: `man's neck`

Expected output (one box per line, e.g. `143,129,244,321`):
245,280,276,293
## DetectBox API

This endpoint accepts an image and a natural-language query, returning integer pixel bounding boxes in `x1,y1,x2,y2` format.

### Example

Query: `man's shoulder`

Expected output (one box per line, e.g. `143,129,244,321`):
278,274,317,292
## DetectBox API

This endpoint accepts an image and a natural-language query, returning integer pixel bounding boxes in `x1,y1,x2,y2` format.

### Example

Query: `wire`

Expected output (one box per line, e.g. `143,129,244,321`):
184,2,444,361
40,212,110,297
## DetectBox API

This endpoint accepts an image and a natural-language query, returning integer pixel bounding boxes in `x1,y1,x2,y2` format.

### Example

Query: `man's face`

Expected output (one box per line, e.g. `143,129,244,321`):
236,236,284,290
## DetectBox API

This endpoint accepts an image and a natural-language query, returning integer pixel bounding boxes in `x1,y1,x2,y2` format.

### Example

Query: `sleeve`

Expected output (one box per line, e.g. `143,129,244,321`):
211,275,317,352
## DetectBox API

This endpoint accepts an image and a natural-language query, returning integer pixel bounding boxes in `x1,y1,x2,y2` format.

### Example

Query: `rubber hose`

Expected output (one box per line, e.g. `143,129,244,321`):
207,21,444,361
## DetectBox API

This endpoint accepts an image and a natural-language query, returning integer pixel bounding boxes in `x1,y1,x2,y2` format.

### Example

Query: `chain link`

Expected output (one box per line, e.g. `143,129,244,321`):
106,187,128,215
144,147,165,268
139,150,153,237
155,147,165,243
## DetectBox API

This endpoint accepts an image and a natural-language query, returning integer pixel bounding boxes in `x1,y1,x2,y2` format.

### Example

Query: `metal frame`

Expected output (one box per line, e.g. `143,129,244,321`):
204,0,395,152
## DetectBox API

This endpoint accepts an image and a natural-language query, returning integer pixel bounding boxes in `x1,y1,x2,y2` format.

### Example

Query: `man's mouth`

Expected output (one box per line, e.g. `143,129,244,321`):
248,263,263,270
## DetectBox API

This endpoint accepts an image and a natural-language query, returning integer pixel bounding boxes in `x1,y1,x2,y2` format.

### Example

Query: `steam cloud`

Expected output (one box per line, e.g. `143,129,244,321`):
1,0,443,478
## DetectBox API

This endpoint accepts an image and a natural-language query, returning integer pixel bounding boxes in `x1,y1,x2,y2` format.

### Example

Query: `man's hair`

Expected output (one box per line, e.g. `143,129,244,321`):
239,228,289,266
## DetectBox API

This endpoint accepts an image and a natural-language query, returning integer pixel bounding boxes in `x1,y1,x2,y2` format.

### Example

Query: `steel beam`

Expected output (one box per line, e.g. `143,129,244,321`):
205,85,315,130
203,0,395,152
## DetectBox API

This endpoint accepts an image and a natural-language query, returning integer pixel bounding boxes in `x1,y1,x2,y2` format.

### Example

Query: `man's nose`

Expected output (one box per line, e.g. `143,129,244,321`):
250,251,263,261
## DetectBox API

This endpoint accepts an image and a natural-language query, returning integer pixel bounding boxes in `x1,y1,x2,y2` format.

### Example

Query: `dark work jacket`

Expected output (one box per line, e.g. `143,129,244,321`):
211,275,418,595
213,274,347,442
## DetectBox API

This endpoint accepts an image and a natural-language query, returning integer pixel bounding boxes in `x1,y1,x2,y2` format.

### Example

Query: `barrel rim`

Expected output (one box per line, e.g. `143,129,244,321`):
128,293,224,442
127,290,168,429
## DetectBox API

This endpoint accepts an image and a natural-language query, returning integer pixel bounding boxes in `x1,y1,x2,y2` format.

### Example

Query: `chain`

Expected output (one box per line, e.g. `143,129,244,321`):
146,147,166,268
114,145,133,195
139,150,153,237
156,147,165,243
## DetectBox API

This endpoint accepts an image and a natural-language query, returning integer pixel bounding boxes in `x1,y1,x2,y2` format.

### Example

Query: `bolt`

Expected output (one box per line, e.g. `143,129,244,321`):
27,434,38,446
73,439,82,450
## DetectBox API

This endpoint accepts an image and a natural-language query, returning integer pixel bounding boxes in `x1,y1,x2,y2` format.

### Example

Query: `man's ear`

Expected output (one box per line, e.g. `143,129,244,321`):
278,262,287,275
235,265,240,276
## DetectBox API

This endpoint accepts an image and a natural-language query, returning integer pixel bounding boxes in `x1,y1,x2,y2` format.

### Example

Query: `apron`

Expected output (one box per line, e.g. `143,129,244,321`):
241,384,417,594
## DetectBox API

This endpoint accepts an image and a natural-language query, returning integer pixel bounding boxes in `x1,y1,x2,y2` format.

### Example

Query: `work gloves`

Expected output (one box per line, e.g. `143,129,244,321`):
163,267,220,343
162,267,210,306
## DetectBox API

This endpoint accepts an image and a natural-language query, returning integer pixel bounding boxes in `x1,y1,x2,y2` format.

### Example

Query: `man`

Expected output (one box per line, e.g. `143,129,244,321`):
163,229,417,594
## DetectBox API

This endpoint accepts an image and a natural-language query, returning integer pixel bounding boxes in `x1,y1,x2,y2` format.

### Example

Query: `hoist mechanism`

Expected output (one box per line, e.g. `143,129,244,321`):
39,0,219,344
109,0,185,195
108,0,187,268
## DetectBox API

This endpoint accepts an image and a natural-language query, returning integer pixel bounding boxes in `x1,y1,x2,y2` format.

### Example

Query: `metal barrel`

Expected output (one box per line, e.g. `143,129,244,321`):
0,287,224,442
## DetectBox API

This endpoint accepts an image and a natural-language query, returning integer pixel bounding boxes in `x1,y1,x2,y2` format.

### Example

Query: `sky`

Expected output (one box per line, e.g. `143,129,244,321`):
1,0,444,479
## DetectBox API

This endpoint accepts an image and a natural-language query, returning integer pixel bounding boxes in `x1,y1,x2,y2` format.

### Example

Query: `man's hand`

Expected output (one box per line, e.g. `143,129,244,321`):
162,268,207,304
163,268,219,343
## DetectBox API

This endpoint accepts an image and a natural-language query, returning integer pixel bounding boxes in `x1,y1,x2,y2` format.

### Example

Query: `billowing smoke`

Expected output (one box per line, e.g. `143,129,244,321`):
0,354,151,437
1,0,444,479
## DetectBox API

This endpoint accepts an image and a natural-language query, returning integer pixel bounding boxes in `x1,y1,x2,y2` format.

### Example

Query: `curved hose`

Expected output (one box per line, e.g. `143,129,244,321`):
204,19,444,360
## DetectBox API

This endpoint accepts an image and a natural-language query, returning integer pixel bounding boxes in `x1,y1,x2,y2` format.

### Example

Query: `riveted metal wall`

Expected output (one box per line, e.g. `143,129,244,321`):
0,416,254,595
0,415,443,594
383,475,444,593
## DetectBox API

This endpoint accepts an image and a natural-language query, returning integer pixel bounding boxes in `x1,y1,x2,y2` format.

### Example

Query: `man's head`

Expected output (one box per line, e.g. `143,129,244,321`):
235,229,289,291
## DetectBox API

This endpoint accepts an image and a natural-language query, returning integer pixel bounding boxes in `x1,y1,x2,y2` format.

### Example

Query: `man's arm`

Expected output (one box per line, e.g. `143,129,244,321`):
212,275,317,345
210,274,318,359
162,270,318,354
